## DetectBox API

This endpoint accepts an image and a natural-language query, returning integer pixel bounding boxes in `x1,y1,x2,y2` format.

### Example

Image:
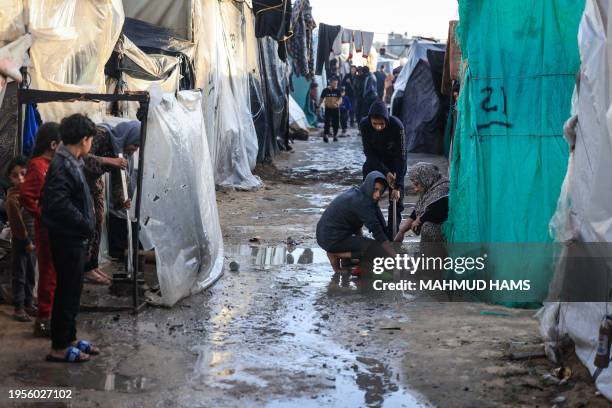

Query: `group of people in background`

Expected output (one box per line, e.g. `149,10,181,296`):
310,60,402,143
2,114,140,363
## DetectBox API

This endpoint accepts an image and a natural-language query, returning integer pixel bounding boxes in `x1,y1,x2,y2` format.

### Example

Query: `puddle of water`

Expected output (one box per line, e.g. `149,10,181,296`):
226,245,329,266
16,364,154,393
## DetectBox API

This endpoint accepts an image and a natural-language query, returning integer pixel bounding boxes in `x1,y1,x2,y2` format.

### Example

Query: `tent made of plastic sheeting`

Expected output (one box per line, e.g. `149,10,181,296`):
105,17,196,91
24,0,124,122
539,0,612,401
445,0,584,306
258,37,291,161
121,0,262,189
391,40,447,154
140,90,223,307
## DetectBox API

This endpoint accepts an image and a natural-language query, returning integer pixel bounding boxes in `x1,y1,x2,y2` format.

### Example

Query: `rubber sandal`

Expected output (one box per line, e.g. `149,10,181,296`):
46,346,89,363
75,340,100,355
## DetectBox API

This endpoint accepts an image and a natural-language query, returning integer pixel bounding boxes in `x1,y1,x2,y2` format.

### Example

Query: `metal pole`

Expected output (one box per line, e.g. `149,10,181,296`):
132,100,149,313
392,198,397,239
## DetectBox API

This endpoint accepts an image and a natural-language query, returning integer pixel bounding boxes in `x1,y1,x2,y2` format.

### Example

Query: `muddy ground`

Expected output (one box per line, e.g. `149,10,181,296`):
0,128,607,407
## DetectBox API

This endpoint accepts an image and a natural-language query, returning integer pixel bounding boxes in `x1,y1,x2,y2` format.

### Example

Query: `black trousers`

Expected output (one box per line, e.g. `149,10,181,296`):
50,236,86,350
324,108,340,136
362,160,405,240
11,238,35,309
349,96,357,125
340,110,349,131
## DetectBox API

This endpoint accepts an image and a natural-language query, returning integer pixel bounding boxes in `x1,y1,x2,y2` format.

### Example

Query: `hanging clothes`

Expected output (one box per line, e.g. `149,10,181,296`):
22,103,41,157
253,0,292,40
288,0,316,78
253,0,292,62
332,28,353,56
361,32,375,57
315,23,341,76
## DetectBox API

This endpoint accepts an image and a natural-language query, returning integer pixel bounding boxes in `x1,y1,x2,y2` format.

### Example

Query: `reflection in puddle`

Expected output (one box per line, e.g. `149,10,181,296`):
227,245,329,266
16,364,153,393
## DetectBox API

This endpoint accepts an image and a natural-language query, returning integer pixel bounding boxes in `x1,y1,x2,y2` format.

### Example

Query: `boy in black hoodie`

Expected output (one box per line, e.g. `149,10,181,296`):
316,171,394,272
42,114,98,363
360,100,407,239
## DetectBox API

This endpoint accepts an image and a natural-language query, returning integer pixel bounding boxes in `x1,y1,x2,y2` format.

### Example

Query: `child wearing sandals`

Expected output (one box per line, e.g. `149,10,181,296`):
41,114,100,363
20,122,61,336
4,156,37,322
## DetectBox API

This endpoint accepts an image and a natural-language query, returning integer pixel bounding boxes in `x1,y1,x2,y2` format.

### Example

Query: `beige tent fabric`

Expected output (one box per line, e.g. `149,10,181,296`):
27,0,124,122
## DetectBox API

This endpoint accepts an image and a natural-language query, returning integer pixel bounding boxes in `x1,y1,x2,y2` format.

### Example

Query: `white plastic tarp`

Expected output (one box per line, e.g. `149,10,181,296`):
289,94,309,131
193,0,261,190
391,40,446,102
0,0,26,47
540,0,612,401
140,90,224,307
25,0,124,122
0,34,31,107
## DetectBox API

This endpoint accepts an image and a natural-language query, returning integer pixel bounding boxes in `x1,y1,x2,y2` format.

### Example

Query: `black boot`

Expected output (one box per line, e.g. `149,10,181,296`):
323,135,329,143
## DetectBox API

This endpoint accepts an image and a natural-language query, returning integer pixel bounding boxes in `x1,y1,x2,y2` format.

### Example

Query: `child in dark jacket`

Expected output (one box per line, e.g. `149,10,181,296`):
42,114,98,363
4,156,37,322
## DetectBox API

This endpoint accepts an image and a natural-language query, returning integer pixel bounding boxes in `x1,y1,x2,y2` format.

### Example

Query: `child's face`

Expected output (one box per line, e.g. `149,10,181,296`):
9,165,26,187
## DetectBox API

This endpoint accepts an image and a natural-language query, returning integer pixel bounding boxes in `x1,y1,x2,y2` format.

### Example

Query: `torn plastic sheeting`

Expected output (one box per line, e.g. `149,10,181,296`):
258,37,290,160
140,90,223,307
196,0,261,190
27,0,124,122
541,0,612,401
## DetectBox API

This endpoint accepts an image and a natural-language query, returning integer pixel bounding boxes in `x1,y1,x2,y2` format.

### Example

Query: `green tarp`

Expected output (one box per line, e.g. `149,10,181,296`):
445,0,584,305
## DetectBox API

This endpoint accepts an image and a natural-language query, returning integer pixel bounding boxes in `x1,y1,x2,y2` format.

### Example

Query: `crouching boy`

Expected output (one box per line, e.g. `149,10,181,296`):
316,171,395,273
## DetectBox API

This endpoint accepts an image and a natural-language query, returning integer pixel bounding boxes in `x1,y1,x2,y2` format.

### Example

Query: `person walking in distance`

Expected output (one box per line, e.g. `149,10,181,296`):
319,78,342,142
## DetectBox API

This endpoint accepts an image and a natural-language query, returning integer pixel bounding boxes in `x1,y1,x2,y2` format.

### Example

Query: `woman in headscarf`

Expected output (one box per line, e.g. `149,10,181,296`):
83,121,141,284
394,162,449,244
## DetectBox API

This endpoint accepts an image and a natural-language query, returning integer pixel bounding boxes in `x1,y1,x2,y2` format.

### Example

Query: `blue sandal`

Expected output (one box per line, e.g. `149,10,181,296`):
46,346,89,363
75,340,100,355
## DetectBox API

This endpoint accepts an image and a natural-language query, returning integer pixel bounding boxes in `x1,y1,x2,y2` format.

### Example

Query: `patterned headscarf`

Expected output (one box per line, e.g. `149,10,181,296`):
408,162,450,217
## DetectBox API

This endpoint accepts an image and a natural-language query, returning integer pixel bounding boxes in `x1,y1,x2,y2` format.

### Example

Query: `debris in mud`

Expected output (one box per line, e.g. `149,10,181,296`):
229,261,240,272
379,327,402,331
249,236,261,242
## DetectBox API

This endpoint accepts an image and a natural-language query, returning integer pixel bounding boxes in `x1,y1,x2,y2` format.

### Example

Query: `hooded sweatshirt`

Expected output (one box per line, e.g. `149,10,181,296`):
360,101,406,183
316,171,388,250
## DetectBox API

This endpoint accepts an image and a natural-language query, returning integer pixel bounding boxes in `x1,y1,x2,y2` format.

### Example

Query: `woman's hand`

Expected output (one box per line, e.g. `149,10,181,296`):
122,199,132,209
411,217,422,233
106,157,128,170
394,218,413,242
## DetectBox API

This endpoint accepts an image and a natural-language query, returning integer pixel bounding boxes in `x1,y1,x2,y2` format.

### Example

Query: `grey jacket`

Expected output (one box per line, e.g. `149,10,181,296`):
316,171,388,250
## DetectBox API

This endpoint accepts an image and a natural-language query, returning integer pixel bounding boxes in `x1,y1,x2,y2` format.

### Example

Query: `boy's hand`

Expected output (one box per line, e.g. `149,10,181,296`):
386,172,396,188
123,199,132,209
26,243,35,253
390,189,400,201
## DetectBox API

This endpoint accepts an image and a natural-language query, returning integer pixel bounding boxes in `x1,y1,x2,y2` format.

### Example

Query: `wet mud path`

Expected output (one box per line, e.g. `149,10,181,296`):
0,131,606,407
